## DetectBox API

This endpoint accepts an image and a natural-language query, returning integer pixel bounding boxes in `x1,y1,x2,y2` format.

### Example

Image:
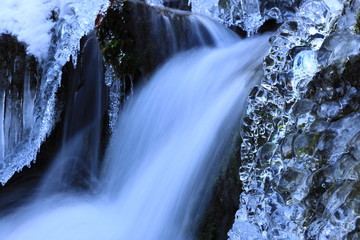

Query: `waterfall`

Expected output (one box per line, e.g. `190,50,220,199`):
38,32,107,195
1,0,360,239
0,19,268,239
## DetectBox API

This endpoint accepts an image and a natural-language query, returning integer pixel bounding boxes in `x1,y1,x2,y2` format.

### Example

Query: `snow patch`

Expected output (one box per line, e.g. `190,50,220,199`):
0,0,108,60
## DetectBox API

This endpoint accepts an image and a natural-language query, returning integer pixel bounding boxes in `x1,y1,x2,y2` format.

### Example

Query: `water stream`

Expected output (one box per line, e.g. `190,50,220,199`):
1,0,360,239
0,21,268,239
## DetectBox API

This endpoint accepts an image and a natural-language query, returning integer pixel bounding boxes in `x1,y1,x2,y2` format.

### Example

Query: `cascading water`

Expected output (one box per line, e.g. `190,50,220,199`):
3,1,358,239
38,32,107,195
0,13,268,240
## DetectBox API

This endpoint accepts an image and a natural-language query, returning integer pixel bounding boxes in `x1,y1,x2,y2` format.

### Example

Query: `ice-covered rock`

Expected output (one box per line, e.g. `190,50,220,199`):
229,0,360,239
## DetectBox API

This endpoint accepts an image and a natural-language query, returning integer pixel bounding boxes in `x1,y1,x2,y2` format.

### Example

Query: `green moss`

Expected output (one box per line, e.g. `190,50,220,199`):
97,2,141,78
97,0,203,85
97,1,178,80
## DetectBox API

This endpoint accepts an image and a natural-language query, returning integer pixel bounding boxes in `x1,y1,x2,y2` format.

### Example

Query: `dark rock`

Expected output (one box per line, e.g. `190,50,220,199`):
0,33,107,212
197,134,243,240
96,1,216,80
163,0,190,10
96,1,223,107
258,19,282,34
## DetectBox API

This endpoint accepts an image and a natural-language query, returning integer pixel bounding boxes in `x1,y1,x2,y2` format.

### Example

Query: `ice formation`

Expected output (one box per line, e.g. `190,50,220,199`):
145,0,299,35
228,0,360,239
1,0,360,239
0,0,108,184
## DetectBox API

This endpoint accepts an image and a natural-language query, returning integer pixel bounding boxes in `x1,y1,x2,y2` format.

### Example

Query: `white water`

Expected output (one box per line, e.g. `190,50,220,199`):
0,34,268,239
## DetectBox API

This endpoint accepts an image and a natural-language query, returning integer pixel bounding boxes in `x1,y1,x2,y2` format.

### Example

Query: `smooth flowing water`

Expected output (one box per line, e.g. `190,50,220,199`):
0,28,268,240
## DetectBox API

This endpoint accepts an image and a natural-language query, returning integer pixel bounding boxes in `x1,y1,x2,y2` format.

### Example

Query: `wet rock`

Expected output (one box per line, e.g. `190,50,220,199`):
96,1,226,112
0,32,107,211
97,1,217,80
197,134,243,240
163,0,190,10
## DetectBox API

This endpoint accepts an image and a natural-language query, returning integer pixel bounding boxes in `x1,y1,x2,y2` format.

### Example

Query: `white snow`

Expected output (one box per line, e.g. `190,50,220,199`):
0,0,57,59
0,0,108,60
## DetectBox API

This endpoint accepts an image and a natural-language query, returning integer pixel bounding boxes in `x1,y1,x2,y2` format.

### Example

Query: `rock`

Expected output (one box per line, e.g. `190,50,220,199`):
96,1,217,80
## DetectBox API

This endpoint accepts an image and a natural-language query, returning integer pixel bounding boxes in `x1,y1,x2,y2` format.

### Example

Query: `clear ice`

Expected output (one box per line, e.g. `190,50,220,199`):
228,0,360,239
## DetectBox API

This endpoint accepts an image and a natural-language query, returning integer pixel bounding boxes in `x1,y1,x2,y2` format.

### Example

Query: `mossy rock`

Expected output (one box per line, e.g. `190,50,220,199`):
96,1,217,83
97,1,191,79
